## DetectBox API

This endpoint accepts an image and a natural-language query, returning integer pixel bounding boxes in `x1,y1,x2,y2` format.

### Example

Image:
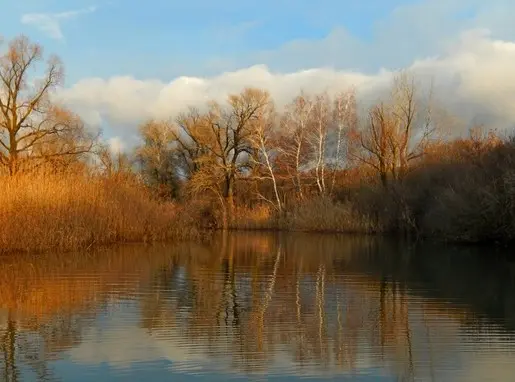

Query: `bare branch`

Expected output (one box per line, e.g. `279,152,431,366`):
0,35,91,175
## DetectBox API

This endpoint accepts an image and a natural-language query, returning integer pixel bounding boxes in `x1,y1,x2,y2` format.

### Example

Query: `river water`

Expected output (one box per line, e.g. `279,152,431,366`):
1,232,515,381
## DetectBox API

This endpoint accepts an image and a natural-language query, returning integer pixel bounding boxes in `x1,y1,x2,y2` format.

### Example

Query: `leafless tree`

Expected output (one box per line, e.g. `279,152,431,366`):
309,92,331,194
136,119,180,198
330,88,357,194
0,36,95,175
96,143,132,178
179,88,272,208
172,107,209,177
351,72,435,187
281,91,314,199
249,101,282,211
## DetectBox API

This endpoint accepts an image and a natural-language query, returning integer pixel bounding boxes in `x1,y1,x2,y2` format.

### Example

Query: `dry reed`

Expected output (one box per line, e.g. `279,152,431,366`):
0,173,201,254
228,197,380,234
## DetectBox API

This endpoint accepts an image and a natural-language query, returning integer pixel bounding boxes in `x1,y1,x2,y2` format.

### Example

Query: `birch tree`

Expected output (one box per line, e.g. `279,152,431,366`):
330,88,357,194
310,92,330,195
249,101,282,211
281,91,314,199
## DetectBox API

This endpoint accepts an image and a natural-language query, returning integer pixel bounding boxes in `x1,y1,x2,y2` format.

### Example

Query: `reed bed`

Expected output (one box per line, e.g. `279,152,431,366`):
0,174,201,254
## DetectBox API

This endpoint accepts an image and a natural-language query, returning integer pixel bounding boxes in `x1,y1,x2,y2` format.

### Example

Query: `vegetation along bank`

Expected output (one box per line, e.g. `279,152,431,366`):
1,35,513,253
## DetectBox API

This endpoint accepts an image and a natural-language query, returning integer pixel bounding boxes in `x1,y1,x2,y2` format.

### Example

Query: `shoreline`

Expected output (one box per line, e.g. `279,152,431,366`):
2,226,513,258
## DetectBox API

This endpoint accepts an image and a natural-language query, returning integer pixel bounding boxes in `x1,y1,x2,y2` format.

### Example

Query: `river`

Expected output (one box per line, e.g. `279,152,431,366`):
1,232,515,381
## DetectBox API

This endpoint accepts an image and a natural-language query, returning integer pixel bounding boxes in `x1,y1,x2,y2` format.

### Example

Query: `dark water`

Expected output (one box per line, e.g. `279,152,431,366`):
1,233,515,381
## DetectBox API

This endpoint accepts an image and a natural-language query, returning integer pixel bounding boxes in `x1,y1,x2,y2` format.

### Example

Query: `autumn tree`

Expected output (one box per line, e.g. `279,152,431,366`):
330,88,357,194
186,88,273,208
0,36,94,175
351,72,435,187
136,119,181,199
248,99,282,211
172,107,210,177
280,91,314,199
309,92,331,194
96,143,132,179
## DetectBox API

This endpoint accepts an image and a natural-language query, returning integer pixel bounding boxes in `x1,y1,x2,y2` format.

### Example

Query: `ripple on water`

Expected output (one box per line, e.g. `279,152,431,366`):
0,233,514,381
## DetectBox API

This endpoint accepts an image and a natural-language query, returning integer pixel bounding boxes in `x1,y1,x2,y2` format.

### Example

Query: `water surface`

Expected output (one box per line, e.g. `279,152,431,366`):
1,233,515,381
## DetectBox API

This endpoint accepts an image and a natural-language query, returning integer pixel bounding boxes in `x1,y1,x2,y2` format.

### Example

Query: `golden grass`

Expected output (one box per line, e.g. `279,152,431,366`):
287,197,380,233
230,204,278,230
228,197,380,234
0,173,201,254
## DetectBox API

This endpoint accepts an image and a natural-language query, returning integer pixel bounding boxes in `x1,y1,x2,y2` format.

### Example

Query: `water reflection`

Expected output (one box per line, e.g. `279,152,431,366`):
1,233,515,381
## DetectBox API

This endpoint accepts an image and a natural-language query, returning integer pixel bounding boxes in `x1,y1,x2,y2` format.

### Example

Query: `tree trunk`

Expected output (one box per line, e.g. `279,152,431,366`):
295,141,304,200
8,131,18,176
380,170,388,188
223,174,234,229
330,122,344,195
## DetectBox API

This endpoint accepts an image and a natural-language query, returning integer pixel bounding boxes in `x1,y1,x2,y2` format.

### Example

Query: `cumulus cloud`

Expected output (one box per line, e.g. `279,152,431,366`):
58,28,515,148
21,6,97,40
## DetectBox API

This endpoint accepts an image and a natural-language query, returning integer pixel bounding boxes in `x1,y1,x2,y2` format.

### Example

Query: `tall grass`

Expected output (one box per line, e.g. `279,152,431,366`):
286,197,381,233
228,197,380,234
0,173,201,254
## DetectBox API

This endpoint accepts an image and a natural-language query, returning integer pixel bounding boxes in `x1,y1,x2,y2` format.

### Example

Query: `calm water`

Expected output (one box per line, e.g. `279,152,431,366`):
1,233,515,381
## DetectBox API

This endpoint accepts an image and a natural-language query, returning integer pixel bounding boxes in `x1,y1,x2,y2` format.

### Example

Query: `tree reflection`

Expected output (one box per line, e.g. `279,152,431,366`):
1,311,18,382
0,234,514,380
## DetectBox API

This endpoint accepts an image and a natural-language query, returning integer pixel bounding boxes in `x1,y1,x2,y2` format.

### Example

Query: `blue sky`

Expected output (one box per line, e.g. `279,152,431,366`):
2,0,515,147
1,0,421,83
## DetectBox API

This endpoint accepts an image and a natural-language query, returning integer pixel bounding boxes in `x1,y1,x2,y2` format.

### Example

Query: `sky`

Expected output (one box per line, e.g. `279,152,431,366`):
2,0,515,150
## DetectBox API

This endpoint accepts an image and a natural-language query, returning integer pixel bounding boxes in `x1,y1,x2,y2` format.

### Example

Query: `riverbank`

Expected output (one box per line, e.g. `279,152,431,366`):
224,136,515,245
0,173,202,254
3,132,515,255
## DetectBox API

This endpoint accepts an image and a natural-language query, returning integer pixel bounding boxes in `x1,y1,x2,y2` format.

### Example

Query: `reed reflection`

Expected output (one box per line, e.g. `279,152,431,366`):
1,234,515,381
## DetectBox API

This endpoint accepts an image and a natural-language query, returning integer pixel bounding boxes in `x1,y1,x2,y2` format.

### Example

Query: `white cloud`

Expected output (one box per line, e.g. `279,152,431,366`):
21,6,97,40
107,137,124,154
57,28,515,147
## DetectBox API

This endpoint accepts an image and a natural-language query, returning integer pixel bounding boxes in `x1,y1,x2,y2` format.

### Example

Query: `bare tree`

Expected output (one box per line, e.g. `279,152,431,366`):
310,92,331,194
179,88,272,208
136,119,180,198
96,143,132,178
330,88,357,194
172,107,209,177
353,102,394,187
149,88,272,226
0,36,95,175
281,91,314,199
220,88,272,206
249,101,282,211
351,72,435,187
